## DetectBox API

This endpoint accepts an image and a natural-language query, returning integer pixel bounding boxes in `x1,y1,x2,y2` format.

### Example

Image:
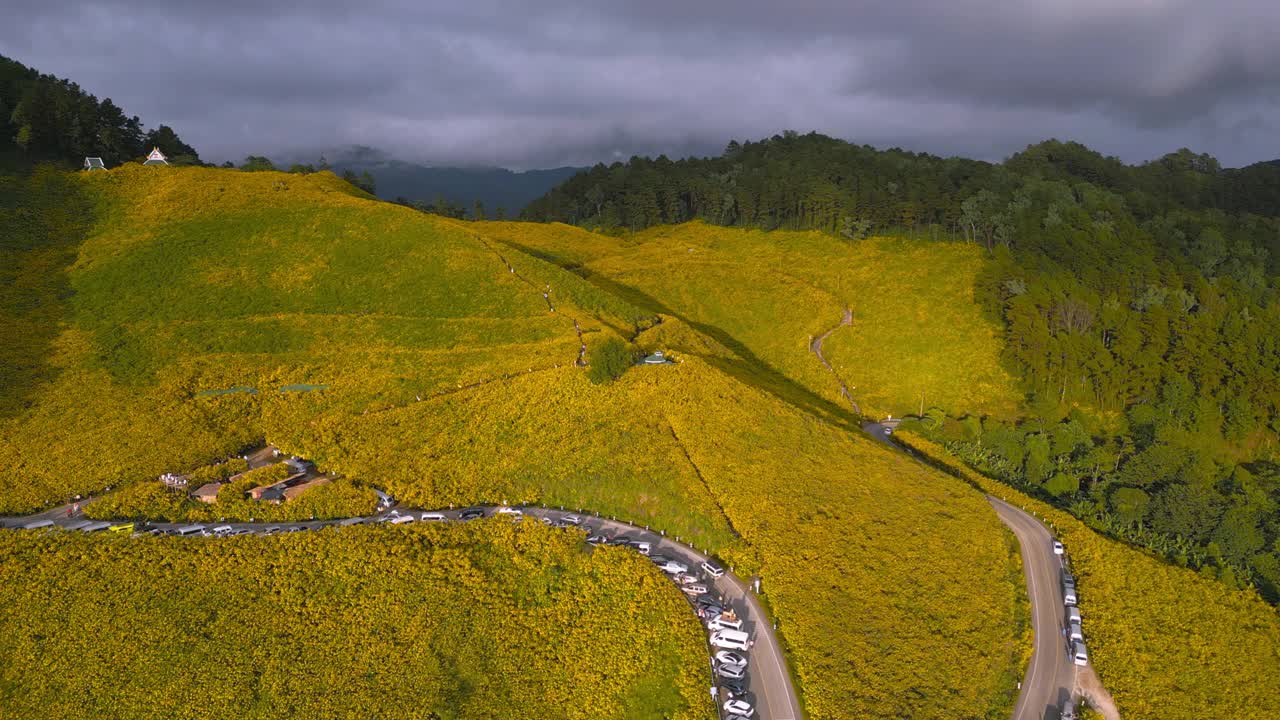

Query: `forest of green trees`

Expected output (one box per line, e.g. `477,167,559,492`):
526,132,1280,602
0,55,200,168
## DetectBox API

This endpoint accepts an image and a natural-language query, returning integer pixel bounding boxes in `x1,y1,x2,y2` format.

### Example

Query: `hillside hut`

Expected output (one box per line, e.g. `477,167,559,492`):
191,482,222,504
283,477,331,501
84,157,106,171
640,351,675,365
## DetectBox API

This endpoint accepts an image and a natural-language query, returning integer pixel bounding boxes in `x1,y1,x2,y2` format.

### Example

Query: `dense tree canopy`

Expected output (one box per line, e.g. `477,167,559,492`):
1,54,199,169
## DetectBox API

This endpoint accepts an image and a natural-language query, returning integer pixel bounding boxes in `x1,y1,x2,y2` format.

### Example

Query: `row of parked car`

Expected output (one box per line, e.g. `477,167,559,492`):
1054,540,1089,668
642,555,756,719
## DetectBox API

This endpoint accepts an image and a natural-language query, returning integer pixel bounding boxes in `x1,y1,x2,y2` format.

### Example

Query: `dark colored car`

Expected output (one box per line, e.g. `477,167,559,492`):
459,508,486,521
720,677,748,696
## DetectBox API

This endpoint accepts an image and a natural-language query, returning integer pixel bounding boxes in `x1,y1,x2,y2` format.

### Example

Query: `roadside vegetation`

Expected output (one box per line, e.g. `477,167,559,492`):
896,431,1280,720
0,521,715,720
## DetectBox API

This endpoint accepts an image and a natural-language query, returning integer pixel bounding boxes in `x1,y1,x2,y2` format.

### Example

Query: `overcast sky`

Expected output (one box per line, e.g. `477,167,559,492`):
3,1,1279,169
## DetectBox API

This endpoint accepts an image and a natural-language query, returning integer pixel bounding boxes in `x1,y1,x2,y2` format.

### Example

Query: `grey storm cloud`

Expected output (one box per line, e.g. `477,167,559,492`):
2,0,1278,168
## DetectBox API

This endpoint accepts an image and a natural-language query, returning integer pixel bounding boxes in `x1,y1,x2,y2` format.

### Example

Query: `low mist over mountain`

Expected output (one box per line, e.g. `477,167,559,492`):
295,146,583,216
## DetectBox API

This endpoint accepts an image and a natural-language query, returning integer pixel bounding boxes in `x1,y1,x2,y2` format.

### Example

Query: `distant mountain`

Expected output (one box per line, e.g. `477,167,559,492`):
298,146,583,216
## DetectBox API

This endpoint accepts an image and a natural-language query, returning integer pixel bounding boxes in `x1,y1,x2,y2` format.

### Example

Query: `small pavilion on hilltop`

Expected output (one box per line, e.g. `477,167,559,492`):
84,157,106,171
143,147,169,165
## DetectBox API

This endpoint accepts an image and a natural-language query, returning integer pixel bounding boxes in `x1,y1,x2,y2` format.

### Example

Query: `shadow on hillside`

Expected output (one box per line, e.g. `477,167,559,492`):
0,168,90,419
500,239,862,433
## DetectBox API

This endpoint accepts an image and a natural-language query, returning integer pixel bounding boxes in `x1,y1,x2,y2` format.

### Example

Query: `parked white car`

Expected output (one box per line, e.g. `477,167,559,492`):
701,561,724,578
723,698,754,716
680,583,709,596
652,558,689,574
631,541,651,555
211,525,234,535
388,515,414,525
495,507,523,518
714,650,748,667
716,662,746,679
420,512,446,521
1053,541,1065,555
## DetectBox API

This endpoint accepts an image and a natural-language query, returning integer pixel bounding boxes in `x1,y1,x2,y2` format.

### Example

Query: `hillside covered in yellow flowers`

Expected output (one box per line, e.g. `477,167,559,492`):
0,521,715,720
9,164,1279,720
1,165,1031,718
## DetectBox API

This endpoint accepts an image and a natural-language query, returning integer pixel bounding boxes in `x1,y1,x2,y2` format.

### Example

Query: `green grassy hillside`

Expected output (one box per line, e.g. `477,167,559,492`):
483,220,1022,421
265,353,1030,719
0,165,590,513
0,521,714,720
0,167,1031,719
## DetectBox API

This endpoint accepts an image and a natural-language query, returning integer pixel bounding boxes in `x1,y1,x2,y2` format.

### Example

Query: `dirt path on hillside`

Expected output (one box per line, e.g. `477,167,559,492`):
473,233,594,370
810,308,861,415
1077,667,1121,720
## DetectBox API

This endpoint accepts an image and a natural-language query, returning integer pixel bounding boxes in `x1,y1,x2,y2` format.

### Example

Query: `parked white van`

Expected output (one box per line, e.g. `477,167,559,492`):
1067,607,1082,626
1071,641,1089,666
175,525,207,537
709,629,751,651
1063,584,1078,606
1068,622,1084,642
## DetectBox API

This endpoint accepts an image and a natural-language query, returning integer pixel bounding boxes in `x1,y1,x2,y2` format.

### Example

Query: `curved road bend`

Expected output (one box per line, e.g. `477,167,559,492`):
525,508,805,720
1,505,803,720
863,422,1076,720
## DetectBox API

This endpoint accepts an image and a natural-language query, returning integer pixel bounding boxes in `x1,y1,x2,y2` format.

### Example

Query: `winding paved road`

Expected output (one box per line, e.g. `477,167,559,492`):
864,421,1079,720
5,424,1096,720
988,497,1077,720
1,503,802,720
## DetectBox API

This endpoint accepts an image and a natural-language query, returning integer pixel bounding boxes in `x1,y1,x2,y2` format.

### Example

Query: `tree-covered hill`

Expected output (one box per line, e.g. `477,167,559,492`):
0,54,199,169
523,131,1280,238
